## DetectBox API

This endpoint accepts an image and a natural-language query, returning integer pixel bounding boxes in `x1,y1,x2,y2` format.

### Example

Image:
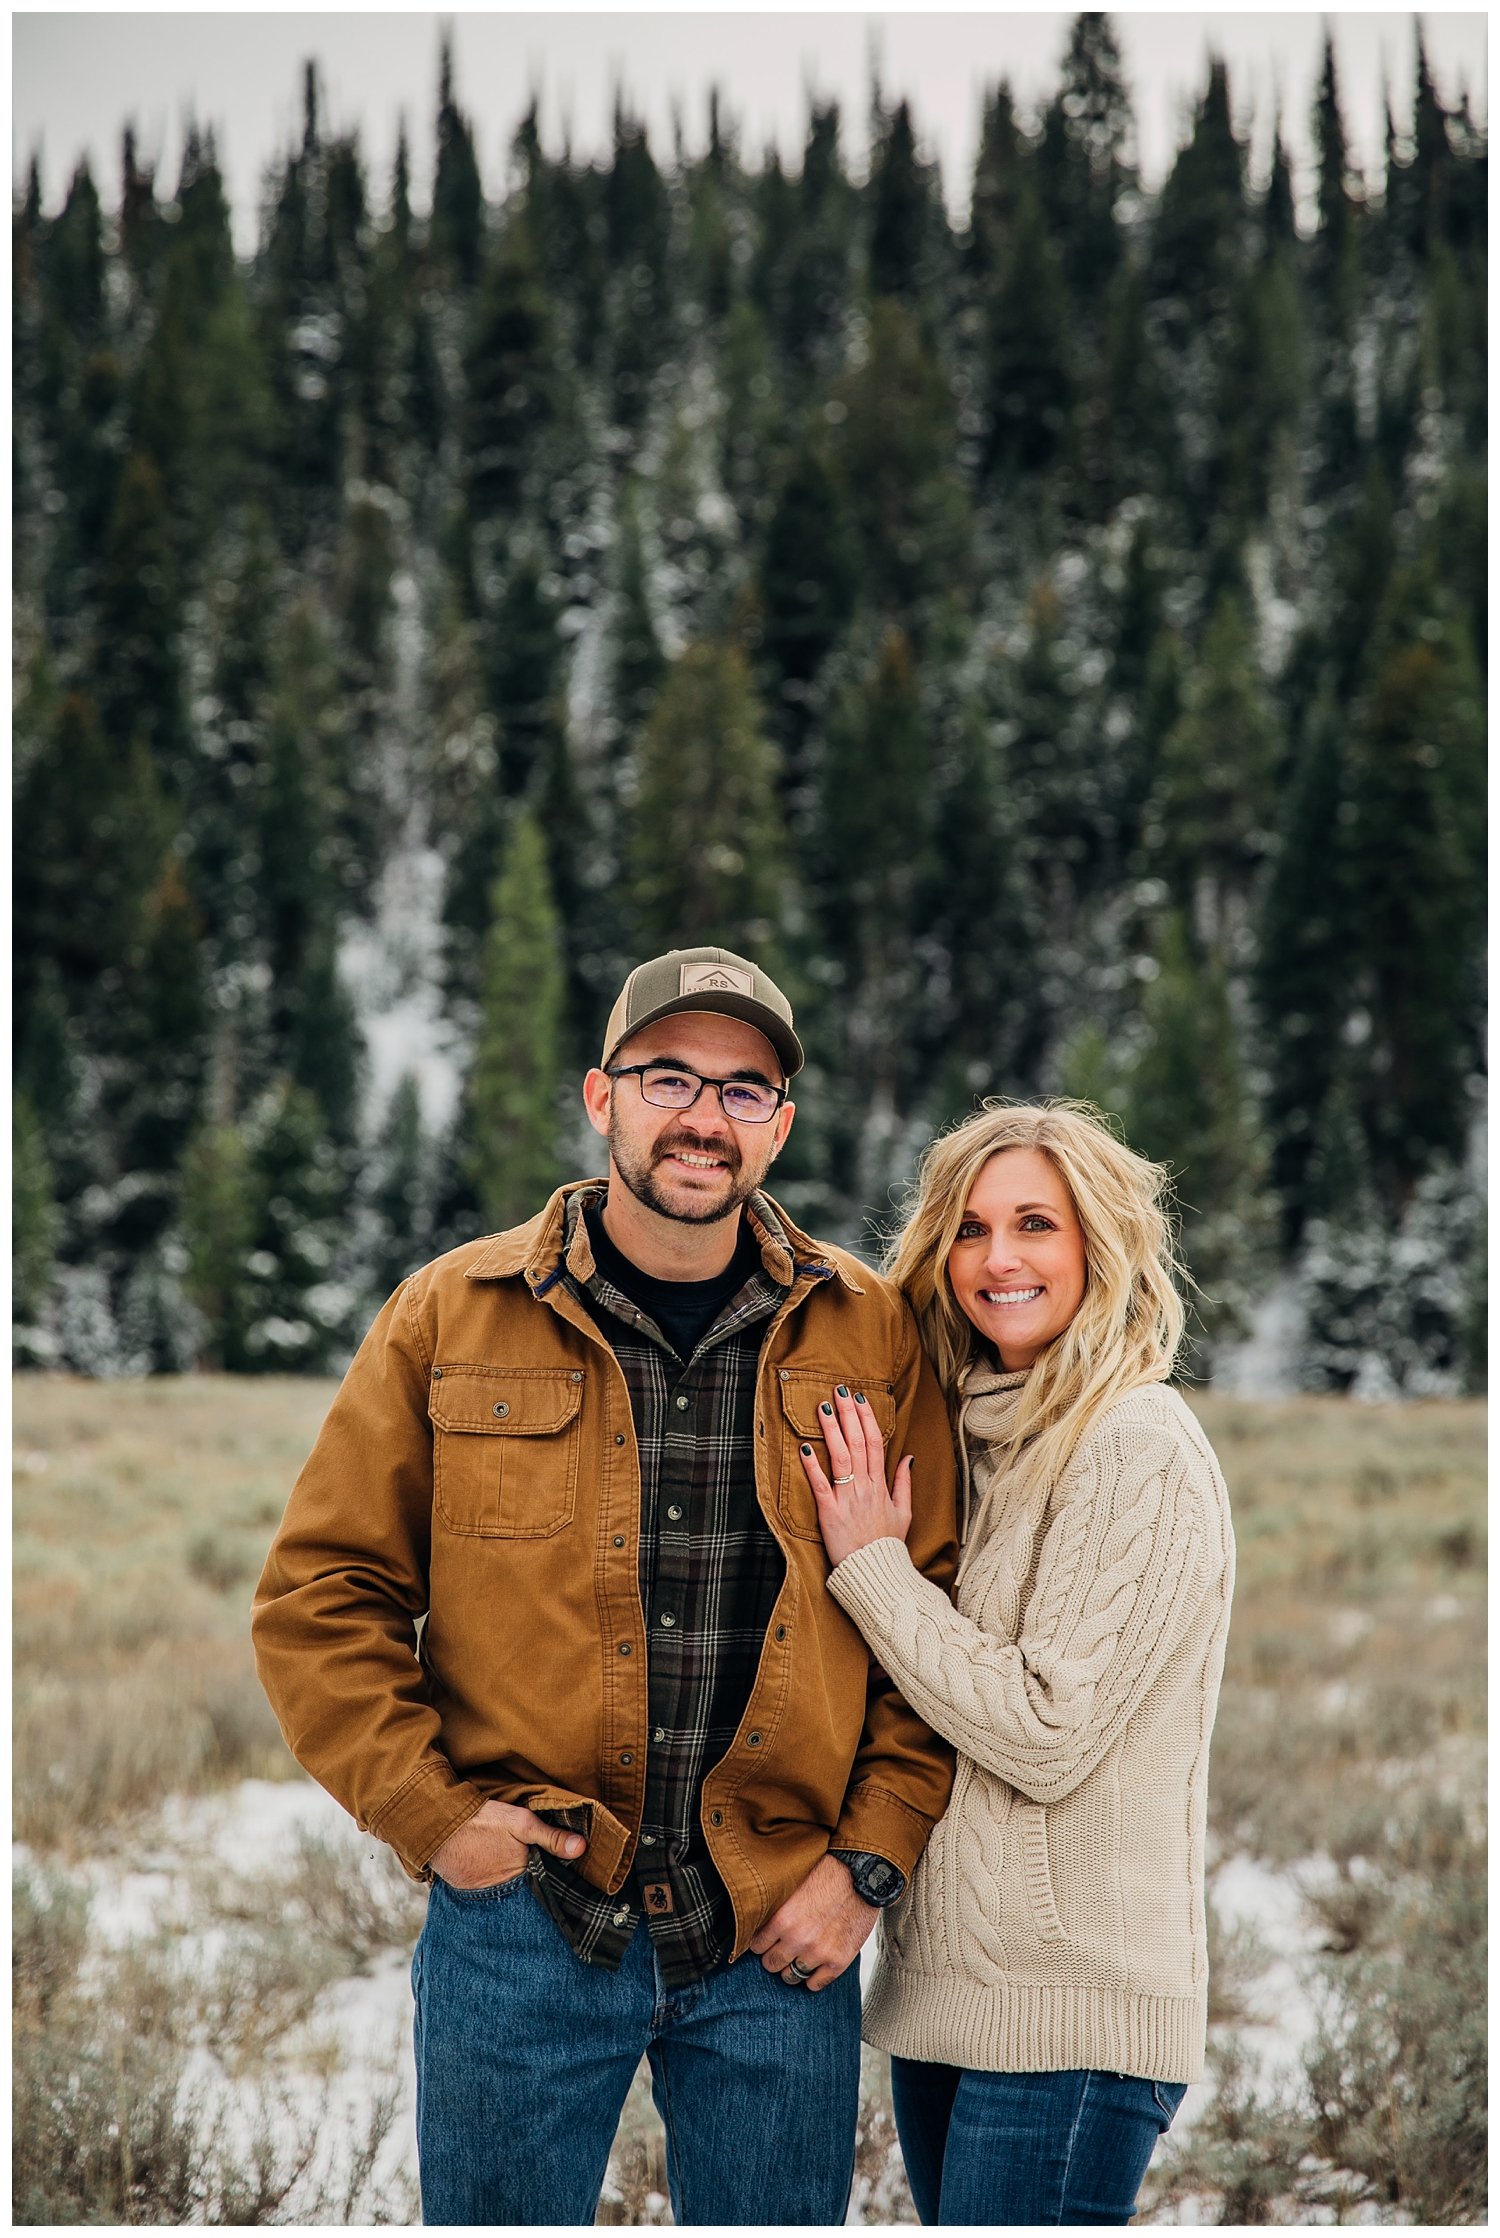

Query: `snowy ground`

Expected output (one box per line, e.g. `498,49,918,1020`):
18,1775,1364,2228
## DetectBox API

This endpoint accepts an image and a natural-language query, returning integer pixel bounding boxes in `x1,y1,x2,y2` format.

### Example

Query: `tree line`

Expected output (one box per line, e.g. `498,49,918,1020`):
12,17,1486,1390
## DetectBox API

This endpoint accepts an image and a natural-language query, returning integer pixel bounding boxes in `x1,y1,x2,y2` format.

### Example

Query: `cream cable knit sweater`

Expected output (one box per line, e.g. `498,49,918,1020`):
828,1367,1234,2082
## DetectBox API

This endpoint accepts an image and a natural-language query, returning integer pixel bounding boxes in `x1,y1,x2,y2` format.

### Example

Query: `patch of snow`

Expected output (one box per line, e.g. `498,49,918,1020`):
339,841,464,1136
1211,1274,1304,1397
1327,1608,1374,1649
1208,1853,1328,2086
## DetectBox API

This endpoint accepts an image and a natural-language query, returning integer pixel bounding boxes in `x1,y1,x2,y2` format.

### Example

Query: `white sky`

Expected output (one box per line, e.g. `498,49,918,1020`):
12,10,1490,253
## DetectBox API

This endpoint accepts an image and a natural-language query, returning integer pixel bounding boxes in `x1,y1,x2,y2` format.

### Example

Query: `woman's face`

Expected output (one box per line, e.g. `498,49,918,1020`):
947,1148,1088,1370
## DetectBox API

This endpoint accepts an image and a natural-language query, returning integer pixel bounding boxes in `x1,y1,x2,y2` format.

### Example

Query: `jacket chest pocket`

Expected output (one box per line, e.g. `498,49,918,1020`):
774,1372,898,1542
429,1366,585,1539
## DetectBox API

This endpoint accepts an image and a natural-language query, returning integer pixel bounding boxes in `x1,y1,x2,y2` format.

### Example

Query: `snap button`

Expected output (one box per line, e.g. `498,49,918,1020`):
640,1831,659,1846
666,1504,683,1522
612,1907,631,1926
775,1624,787,1642
613,1535,626,1549
619,1751,634,1766
674,1394,690,1411
618,1643,633,1656
659,1612,676,1628
492,1401,509,1418
432,1366,444,1379
615,1433,626,1446
779,1369,790,1381
708,1809,724,1828
654,1727,666,1743
747,1731,763,1747
570,1370,583,1382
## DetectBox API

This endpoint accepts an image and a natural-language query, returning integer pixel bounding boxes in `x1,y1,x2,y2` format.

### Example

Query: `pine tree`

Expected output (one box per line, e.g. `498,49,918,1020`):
468,809,566,1230
12,1093,59,1343
463,223,563,530
94,451,185,776
1341,577,1483,1194
1255,687,1352,1239
980,181,1076,485
867,96,944,314
368,1071,434,1295
1120,912,1271,1365
756,429,860,774
1148,593,1279,948
1035,13,1137,313
430,37,485,288
833,298,971,629
180,1117,259,1370
631,643,786,953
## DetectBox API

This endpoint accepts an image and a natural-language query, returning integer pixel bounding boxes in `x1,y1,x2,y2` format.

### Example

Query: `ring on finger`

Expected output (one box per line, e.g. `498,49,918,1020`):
786,1956,813,1982
832,1474,855,1486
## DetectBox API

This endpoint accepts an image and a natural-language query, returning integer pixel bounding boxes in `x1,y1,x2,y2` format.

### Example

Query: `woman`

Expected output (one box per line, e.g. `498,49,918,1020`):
799,1100,1234,2226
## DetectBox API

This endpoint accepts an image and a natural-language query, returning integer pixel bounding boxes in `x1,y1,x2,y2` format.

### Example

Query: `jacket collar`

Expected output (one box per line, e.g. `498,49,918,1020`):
463,1181,866,1296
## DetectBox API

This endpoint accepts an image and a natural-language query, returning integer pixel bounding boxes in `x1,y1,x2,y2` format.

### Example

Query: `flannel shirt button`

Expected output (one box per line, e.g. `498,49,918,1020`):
666,1504,683,1521
654,1727,666,1742
640,1832,659,1846
674,1394,690,1411
612,1908,630,1926
660,1612,677,1628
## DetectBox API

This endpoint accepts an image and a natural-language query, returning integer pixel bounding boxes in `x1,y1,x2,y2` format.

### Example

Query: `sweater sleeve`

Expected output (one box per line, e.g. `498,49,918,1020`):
825,1404,1217,1805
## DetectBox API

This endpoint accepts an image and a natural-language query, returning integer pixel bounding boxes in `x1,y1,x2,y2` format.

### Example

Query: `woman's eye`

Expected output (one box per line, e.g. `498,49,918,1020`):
955,1221,984,1240
1020,1216,1056,1232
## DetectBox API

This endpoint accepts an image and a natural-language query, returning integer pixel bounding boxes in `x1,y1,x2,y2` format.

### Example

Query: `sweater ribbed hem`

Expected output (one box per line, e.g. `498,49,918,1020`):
862,1962,1205,2085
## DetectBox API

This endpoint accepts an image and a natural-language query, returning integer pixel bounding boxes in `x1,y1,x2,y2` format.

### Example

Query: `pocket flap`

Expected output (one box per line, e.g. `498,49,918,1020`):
776,1374,896,1442
429,1366,585,1436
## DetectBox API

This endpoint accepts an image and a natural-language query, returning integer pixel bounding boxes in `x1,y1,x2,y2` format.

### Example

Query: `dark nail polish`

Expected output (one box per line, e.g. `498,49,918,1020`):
800,1443,813,1455
853,1391,866,1403
820,1402,833,1416
836,1385,849,1398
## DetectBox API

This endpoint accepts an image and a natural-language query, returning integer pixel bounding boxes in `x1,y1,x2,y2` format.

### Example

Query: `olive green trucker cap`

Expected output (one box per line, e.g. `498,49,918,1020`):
600,946,803,1079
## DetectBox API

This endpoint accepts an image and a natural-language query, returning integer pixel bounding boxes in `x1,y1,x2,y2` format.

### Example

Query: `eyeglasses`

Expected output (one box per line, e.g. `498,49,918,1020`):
606,1063,788,1124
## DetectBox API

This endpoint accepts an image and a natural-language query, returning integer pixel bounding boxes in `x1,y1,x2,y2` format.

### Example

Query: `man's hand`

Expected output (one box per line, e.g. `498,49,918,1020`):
429,1800,586,1891
748,1854,878,1992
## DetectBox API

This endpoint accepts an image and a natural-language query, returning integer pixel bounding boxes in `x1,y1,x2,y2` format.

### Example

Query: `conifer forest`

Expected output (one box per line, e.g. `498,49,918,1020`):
12,18,1487,1390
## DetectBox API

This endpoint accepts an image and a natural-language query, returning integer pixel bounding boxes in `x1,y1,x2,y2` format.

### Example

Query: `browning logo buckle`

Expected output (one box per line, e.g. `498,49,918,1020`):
642,1880,675,1914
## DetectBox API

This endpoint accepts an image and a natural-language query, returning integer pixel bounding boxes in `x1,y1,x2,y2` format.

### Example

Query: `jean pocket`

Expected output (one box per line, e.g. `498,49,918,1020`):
436,1867,531,1905
1151,2080,1188,2129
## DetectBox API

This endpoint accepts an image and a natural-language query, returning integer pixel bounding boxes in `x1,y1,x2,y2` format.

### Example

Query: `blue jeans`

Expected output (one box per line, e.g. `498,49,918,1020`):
412,1871,861,2225
890,2056,1187,2225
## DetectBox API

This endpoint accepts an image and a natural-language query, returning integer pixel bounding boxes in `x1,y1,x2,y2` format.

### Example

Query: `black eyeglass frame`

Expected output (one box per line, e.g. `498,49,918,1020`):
605,1063,789,1124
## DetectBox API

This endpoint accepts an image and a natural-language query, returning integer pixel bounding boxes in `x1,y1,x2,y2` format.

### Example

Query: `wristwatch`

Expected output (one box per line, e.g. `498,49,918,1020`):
830,1849,907,1909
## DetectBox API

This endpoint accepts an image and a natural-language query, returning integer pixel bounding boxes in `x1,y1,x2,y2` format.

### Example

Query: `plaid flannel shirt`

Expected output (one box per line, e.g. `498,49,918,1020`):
527,1184,793,1985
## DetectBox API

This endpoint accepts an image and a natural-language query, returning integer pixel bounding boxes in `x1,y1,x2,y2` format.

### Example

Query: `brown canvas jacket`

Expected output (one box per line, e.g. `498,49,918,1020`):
251,1183,960,1960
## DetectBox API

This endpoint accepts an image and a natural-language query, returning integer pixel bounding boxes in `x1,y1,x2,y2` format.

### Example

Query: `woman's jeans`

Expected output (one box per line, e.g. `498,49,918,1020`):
412,1872,861,2226
890,2055,1187,2225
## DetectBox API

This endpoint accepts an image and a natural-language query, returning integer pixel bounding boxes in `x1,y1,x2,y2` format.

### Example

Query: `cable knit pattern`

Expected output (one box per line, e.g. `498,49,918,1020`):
828,1376,1233,2082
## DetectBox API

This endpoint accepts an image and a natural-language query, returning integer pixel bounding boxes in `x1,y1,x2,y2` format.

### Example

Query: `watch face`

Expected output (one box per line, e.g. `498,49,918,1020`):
860,1860,900,1904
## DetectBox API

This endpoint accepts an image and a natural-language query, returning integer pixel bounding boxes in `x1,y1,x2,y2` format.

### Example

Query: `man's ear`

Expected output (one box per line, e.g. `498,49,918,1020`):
582,1067,613,1140
769,1100,796,1159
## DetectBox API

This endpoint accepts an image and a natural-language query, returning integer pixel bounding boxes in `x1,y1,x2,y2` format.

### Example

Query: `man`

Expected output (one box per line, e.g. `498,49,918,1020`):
252,944,958,2225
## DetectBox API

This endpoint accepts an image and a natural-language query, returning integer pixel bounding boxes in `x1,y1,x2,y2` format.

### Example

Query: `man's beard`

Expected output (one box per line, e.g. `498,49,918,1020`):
608,1116,768,1226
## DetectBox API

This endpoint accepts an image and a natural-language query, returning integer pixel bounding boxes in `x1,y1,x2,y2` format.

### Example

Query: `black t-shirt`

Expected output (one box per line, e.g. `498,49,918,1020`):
583,1201,763,1363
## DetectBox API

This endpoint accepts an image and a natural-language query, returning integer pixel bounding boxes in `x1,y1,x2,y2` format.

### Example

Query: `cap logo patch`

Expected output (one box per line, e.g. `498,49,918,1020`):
680,962,754,996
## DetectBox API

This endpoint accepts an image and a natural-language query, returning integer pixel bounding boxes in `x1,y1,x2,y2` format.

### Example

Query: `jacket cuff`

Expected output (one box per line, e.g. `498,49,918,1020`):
830,1778,937,1878
366,1760,488,1880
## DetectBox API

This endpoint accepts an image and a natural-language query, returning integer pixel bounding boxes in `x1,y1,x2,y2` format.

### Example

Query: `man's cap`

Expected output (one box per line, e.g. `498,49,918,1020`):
601,946,804,1079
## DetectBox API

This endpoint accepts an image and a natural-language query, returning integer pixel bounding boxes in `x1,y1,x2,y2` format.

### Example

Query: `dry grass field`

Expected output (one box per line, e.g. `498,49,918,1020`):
12,1375,1487,2225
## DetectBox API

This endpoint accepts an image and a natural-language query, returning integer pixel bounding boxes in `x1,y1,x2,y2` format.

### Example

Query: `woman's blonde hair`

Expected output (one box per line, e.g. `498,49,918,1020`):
887,1098,1186,1496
